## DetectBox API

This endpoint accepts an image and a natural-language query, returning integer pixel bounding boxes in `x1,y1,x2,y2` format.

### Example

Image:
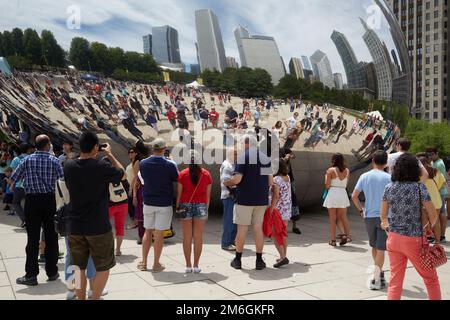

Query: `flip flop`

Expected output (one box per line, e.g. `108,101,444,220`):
152,264,165,273
137,261,147,271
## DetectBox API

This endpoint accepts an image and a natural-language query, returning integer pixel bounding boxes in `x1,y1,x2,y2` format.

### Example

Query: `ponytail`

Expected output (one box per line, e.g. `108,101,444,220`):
189,164,201,185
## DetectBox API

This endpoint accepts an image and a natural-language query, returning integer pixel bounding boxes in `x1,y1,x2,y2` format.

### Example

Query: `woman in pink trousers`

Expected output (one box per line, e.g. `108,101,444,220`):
381,153,441,300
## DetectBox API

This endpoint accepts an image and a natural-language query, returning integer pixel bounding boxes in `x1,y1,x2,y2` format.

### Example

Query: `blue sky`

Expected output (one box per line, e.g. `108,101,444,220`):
3,0,399,83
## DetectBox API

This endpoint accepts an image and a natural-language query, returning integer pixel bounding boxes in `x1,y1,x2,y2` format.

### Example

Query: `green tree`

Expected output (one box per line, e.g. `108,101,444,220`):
108,47,125,72
69,37,91,71
11,28,25,56
124,51,142,72
90,42,111,74
140,54,159,73
0,32,3,57
41,30,65,67
405,119,450,157
274,75,301,98
23,28,42,65
1,31,14,57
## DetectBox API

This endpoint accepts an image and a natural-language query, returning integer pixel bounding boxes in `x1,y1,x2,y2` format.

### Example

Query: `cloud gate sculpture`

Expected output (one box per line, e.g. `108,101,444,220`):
0,0,411,209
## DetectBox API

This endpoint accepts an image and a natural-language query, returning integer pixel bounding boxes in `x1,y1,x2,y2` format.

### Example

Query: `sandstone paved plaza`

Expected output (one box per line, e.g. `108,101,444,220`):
0,206,449,300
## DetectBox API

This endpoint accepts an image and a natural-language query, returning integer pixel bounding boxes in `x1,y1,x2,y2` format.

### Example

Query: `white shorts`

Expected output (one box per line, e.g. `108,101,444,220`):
143,205,173,231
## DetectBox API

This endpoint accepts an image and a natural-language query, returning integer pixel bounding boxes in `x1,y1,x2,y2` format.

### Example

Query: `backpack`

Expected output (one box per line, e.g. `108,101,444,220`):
109,182,128,203
55,179,70,237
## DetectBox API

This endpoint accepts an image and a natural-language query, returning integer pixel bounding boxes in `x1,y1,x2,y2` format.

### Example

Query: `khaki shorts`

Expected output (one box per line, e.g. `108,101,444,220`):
144,205,173,231
68,230,116,272
233,205,267,226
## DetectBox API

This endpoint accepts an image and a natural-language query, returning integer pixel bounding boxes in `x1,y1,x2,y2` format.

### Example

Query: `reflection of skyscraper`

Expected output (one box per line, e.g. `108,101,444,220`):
195,9,227,72
360,18,393,101
301,56,313,72
310,50,335,89
331,30,367,89
226,57,238,69
387,0,448,122
234,26,286,84
143,35,152,55
152,26,181,64
289,57,305,79
333,73,344,90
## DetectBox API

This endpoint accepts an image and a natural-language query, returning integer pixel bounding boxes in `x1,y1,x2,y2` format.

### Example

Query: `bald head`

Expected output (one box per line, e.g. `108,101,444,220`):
35,135,51,151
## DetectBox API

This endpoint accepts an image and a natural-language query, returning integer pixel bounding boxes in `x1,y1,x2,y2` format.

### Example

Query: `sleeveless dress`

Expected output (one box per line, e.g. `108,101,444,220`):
323,168,350,209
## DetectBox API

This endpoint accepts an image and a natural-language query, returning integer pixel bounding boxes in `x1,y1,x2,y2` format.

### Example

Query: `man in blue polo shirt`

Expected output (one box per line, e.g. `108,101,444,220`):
352,150,391,291
228,135,273,271
138,138,178,273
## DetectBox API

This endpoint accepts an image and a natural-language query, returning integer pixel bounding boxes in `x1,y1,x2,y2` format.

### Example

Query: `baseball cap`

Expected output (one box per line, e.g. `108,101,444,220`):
152,138,167,150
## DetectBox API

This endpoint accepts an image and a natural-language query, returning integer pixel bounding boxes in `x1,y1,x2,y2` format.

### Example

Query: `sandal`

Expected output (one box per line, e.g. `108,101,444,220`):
137,261,147,271
347,236,353,243
329,240,337,247
126,224,138,230
336,234,344,239
340,235,348,246
152,264,165,273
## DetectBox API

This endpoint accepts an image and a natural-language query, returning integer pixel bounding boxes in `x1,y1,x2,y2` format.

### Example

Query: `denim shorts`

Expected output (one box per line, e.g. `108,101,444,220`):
179,203,208,220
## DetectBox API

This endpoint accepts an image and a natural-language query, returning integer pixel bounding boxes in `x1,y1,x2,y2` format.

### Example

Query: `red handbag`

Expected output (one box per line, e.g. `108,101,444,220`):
417,184,448,271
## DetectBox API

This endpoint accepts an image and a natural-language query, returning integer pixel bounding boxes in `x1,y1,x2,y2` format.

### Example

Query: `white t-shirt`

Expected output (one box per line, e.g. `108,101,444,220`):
286,117,298,129
388,151,423,175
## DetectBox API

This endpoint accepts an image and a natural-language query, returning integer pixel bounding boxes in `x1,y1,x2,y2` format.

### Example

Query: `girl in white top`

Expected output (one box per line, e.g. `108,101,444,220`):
324,153,351,247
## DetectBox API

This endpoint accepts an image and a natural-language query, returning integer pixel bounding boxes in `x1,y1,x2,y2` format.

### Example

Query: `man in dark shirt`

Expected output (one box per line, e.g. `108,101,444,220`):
228,135,273,271
138,138,178,273
225,106,238,127
64,131,125,300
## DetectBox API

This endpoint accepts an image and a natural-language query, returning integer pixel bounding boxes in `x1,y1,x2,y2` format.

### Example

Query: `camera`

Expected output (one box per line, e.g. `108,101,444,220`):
99,144,108,152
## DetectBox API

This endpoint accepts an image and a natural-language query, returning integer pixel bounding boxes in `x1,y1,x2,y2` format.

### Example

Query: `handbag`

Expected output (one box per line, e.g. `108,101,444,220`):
54,179,70,237
417,184,448,271
175,173,203,220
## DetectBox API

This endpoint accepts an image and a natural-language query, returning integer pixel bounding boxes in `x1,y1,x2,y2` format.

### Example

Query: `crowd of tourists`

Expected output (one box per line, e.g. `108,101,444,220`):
0,71,449,301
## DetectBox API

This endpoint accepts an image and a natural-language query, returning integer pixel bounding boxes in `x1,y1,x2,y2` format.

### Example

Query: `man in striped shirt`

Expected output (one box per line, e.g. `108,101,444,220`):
10,135,64,286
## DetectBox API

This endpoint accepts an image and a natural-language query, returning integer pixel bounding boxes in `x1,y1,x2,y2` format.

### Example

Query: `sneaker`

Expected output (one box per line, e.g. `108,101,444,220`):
292,227,302,235
185,267,193,274
440,236,447,244
137,239,142,245
273,257,290,269
193,267,202,274
222,245,236,252
380,272,387,288
88,289,108,299
231,258,242,270
66,291,77,300
427,237,436,244
369,279,382,291
48,273,60,282
16,276,38,286
255,260,266,271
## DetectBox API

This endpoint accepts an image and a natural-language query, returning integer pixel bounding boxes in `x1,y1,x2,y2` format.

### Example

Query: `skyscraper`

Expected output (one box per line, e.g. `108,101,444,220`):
334,73,344,90
143,34,152,55
226,57,238,69
289,57,305,79
234,26,286,84
195,9,227,72
331,30,367,89
301,55,313,72
387,0,449,122
151,25,181,64
360,18,393,102
310,50,335,89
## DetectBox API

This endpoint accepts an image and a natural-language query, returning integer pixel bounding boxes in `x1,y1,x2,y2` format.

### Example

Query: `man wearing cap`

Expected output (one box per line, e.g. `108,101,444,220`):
138,138,179,273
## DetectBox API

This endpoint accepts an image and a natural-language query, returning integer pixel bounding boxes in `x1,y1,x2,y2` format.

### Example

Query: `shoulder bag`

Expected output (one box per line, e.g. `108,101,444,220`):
175,173,203,220
418,183,447,271
54,179,70,237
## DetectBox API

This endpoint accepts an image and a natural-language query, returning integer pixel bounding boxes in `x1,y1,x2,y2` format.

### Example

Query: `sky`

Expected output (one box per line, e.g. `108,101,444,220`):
2,0,400,83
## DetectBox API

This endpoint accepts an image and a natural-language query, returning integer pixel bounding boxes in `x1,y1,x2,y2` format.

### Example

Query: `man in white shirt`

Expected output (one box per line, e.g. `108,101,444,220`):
285,113,299,139
387,138,428,181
